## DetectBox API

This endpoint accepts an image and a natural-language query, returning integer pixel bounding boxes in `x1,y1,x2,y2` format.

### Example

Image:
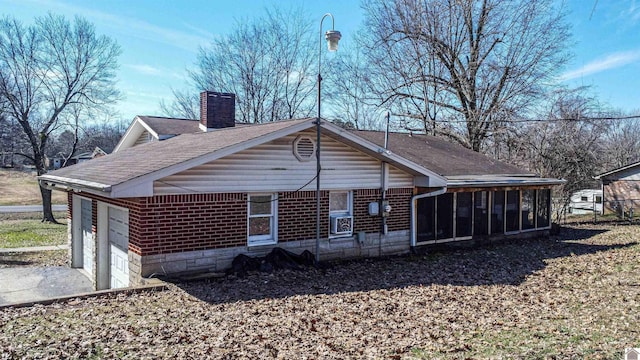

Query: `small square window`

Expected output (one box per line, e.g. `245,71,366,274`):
330,191,350,213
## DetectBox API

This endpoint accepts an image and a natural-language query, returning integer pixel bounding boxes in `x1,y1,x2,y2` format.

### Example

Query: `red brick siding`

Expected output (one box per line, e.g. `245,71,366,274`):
136,194,247,255
68,188,413,257
385,188,412,231
67,191,72,219
353,189,382,233
278,190,329,241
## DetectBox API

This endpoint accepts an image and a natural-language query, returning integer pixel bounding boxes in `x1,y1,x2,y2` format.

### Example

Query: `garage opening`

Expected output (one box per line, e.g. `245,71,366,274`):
108,206,129,289
81,198,93,275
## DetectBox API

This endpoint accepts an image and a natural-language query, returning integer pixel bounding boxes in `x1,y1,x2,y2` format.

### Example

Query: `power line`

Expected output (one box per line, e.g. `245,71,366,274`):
396,113,640,125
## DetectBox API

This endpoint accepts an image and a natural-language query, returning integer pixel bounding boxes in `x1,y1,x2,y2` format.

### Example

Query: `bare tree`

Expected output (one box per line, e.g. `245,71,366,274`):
517,88,611,221
602,115,640,169
159,88,198,120
324,49,384,130
170,6,315,123
0,14,121,222
359,0,571,151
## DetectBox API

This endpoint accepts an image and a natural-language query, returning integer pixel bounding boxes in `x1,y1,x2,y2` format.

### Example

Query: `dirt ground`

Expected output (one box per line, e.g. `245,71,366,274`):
0,223,638,359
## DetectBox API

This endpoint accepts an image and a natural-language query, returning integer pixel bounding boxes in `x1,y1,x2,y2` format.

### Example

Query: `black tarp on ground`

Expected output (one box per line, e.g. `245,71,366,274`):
229,248,315,278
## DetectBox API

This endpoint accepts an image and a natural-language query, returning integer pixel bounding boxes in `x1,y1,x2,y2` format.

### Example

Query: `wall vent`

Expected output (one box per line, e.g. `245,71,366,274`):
293,135,316,162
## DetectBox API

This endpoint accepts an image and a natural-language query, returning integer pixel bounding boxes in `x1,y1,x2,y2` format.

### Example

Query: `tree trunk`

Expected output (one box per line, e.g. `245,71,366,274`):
39,183,58,223
35,151,58,224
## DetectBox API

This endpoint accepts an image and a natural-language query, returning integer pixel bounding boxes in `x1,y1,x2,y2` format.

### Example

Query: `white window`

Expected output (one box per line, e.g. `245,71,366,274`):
248,194,277,246
329,191,353,237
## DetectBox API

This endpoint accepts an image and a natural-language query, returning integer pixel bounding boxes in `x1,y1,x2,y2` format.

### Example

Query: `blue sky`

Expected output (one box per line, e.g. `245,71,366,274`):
1,0,639,120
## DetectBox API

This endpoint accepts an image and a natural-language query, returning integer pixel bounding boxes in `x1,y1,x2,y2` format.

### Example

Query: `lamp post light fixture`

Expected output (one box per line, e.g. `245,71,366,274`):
316,13,341,263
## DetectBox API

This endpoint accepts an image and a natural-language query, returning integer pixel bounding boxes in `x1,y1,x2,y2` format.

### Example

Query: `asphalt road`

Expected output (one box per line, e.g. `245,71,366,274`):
0,205,67,213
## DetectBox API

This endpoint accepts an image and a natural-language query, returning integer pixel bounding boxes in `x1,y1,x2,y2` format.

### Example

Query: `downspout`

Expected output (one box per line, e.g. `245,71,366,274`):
410,187,447,247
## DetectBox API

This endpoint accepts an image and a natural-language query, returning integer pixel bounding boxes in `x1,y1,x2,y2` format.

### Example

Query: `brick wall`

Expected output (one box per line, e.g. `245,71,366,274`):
278,190,329,241
353,189,381,233
67,188,413,257
385,188,412,231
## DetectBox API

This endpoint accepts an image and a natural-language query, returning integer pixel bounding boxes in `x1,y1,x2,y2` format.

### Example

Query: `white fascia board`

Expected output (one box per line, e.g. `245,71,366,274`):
594,161,640,179
113,117,147,152
446,177,566,188
112,119,319,194
39,175,114,198
39,174,111,192
320,121,448,187
138,119,160,139
110,181,154,198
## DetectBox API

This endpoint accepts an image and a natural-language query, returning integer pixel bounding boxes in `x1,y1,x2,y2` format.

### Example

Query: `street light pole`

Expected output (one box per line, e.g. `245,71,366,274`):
316,13,341,263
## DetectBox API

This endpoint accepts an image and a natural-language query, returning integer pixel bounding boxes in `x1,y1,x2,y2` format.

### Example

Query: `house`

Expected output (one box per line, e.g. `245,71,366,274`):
595,161,640,217
568,189,602,215
39,91,563,290
53,147,108,169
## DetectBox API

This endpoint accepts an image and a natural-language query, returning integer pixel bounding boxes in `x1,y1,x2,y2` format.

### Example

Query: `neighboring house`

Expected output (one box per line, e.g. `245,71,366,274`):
54,147,108,169
595,161,640,216
568,189,603,215
39,91,563,290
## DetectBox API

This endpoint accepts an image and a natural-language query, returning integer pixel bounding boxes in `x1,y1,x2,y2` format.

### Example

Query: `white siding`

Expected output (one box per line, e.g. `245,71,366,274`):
133,131,152,147
609,167,640,181
154,130,414,194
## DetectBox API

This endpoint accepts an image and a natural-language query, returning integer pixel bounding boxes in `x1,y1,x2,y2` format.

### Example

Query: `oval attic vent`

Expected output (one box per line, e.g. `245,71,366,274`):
293,136,316,162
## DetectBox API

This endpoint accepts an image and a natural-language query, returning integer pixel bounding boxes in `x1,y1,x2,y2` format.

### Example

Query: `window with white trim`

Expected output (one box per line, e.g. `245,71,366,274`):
329,191,353,237
248,194,277,246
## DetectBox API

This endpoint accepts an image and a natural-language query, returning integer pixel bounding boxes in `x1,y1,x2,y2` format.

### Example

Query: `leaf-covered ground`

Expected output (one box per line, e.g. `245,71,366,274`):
1,224,639,359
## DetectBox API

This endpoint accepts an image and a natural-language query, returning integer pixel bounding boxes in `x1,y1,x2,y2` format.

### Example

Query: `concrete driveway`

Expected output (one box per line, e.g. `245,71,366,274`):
0,267,93,306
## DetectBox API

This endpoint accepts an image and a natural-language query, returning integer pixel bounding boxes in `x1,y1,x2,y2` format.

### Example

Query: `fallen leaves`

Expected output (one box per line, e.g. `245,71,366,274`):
0,223,639,359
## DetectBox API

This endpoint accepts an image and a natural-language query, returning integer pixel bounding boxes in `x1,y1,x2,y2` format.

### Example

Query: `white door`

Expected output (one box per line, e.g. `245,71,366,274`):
108,206,129,288
81,199,93,275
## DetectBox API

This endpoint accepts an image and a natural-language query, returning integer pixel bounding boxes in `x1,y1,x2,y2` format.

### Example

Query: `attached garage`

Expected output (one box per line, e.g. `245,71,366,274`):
70,195,131,290
108,206,129,289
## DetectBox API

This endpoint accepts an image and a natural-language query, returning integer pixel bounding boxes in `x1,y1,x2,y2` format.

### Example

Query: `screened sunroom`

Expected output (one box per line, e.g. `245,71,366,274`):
415,188,552,245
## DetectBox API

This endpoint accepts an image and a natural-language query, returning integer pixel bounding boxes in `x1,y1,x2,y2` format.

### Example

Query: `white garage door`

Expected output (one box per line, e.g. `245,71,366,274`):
108,206,129,288
81,199,93,275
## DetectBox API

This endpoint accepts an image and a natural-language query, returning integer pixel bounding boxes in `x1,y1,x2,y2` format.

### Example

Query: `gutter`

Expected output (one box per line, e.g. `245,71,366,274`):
410,187,447,247
39,177,112,194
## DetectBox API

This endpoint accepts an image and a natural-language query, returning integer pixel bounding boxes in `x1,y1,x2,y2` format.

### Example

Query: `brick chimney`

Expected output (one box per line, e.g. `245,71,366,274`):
199,91,235,131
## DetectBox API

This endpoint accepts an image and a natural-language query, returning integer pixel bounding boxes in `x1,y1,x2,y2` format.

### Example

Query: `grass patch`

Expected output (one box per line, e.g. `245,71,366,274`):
0,219,66,248
0,168,67,205
0,211,67,221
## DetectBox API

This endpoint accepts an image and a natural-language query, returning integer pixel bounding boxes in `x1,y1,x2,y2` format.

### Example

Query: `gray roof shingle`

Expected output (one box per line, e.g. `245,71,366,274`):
47,119,312,187
137,116,200,136
43,118,535,190
352,130,531,177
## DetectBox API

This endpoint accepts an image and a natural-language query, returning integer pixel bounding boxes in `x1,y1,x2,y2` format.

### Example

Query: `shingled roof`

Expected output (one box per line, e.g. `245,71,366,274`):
45,119,315,190
352,130,531,177
136,116,200,136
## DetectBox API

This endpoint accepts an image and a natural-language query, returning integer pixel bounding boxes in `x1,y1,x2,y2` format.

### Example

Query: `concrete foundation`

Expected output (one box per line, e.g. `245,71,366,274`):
128,230,410,284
